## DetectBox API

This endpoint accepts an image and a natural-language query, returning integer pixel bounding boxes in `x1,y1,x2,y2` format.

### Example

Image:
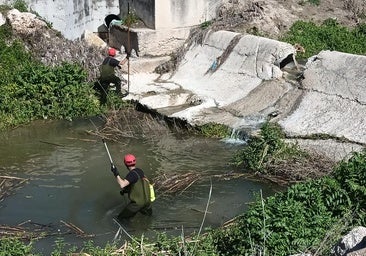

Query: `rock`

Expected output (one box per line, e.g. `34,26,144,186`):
81,30,107,49
279,51,366,146
0,12,5,26
332,226,366,256
6,9,47,35
347,247,366,256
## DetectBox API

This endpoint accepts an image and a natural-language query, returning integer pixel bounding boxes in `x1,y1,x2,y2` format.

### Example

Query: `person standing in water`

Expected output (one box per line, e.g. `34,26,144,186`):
110,154,153,219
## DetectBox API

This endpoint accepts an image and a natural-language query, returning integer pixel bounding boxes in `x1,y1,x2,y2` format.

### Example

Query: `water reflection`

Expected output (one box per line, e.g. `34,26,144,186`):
0,117,278,252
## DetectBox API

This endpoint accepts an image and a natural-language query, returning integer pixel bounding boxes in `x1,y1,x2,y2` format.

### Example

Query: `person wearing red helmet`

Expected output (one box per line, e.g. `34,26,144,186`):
110,153,153,219
94,47,129,103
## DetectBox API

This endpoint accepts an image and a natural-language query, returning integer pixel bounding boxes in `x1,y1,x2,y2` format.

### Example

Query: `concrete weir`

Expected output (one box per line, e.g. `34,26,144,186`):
126,30,295,126
124,31,365,161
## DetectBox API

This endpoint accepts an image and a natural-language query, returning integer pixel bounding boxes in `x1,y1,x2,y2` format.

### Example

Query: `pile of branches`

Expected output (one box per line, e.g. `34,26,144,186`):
89,104,190,142
0,220,94,241
153,170,252,195
264,152,336,186
89,106,176,143
153,171,203,195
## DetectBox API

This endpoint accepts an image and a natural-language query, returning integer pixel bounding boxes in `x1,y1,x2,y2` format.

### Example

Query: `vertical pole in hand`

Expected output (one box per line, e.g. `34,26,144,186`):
127,2,131,94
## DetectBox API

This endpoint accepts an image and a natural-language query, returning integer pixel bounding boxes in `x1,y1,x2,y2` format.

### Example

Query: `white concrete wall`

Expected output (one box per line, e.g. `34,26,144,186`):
0,0,120,39
120,0,222,29
155,0,216,29
1,0,222,39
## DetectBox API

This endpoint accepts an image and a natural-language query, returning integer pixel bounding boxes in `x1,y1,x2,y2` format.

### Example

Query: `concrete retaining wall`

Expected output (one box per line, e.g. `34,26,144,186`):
109,25,191,56
0,0,222,39
0,0,119,39
119,0,222,29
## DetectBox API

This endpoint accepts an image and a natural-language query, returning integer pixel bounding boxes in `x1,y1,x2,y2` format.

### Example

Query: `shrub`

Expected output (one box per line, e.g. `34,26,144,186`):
332,150,366,212
13,0,28,12
232,122,305,172
0,37,102,130
0,238,34,256
196,122,231,138
281,19,366,58
212,150,366,256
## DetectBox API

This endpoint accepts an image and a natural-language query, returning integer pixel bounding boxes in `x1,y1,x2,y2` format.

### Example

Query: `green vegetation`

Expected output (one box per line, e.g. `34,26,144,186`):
0,238,34,256
299,0,320,6
0,23,106,130
232,122,307,172
196,122,231,139
200,20,212,29
212,149,366,255
282,19,366,58
124,11,140,27
1,3,366,255
2,149,365,255
13,0,28,12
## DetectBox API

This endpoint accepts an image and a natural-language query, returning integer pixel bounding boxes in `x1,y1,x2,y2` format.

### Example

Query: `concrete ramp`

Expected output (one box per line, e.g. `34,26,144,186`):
172,31,295,106
125,35,365,160
279,51,366,145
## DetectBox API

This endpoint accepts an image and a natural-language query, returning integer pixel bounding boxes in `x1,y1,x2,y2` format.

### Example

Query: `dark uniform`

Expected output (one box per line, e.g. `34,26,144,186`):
94,54,126,103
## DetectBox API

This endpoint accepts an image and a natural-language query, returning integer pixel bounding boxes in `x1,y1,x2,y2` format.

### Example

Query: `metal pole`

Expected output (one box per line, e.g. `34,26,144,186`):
127,2,131,93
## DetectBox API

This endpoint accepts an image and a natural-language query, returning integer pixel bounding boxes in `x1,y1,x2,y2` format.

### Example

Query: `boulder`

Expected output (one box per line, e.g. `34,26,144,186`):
0,12,5,26
6,9,47,36
279,51,366,145
81,30,107,49
332,226,366,256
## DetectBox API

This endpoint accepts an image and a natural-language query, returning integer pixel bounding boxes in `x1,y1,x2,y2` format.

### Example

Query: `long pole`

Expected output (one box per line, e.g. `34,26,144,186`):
127,2,131,93
102,139,114,166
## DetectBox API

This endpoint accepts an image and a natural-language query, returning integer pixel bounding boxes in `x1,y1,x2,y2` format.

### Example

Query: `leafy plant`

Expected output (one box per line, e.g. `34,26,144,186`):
332,150,366,211
281,19,366,58
0,238,35,256
212,150,366,256
299,0,320,6
13,0,28,12
200,20,212,29
196,122,231,138
308,0,320,5
232,122,305,172
0,39,102,130
124,10,140,26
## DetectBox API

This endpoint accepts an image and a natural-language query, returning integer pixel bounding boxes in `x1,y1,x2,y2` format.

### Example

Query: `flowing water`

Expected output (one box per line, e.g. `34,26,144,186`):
0,117,279,254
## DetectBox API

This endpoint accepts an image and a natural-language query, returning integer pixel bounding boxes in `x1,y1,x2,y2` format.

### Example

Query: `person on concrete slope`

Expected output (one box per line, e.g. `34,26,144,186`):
95,47,128,103
110,154,153,220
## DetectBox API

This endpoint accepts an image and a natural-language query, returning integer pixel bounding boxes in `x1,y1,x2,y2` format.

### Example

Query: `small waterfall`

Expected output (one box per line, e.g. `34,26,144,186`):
221,128,248,145
222,115,266,145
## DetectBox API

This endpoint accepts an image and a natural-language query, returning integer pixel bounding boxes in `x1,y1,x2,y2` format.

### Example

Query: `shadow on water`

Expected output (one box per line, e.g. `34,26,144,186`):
0,117,280,254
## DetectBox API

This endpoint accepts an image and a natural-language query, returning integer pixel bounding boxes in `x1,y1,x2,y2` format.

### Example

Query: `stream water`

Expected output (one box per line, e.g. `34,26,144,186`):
0,117,279,254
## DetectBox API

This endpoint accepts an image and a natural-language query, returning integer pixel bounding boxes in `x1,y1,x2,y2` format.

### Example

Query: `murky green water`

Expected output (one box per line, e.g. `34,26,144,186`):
0,117,279,253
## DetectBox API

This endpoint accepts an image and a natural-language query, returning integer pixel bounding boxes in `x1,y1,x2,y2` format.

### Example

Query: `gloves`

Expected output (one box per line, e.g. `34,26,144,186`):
126,52,131,59
111,164,119,177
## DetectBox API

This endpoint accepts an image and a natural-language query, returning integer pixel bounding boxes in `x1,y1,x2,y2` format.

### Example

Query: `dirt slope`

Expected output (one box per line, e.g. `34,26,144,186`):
215,0,365,39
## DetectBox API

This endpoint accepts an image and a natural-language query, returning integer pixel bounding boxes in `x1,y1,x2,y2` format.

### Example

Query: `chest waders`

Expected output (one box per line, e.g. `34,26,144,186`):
100,58,115,80
129,171,151,206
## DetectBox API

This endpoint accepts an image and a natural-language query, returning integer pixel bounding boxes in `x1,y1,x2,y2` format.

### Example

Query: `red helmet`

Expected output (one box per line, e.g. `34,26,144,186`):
124,154,136,167
108,48,116,57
